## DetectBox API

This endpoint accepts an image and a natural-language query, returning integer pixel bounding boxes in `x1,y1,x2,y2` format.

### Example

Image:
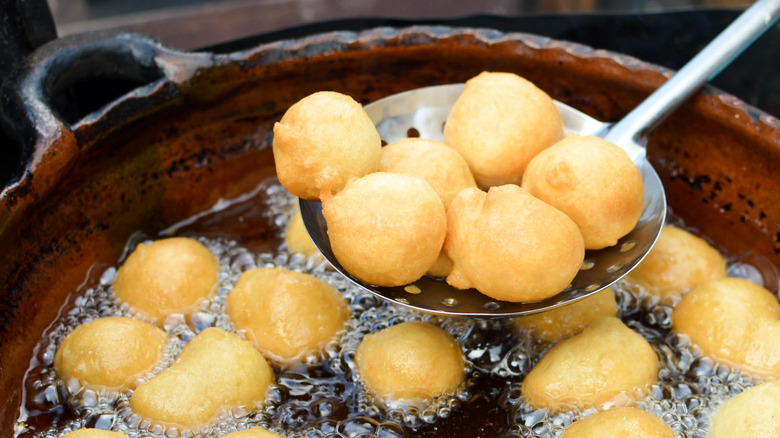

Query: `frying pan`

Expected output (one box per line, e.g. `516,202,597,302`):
1,8,779,436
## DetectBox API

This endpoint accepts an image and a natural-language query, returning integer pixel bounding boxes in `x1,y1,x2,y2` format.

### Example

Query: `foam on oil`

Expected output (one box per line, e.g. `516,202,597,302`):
15,179,772,438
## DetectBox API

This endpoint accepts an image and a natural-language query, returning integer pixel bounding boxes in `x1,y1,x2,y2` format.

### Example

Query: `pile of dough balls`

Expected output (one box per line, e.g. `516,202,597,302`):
272,71,643,302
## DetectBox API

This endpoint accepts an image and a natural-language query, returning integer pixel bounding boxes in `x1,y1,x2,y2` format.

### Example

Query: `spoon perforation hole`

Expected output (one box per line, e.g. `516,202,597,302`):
483,302,500,310
585,284,602,292
620,241,637,252
581,260,595,270
404,285,422,294
442,297,459,307
607,263,625,273
406,127,420,138
396,298,410,305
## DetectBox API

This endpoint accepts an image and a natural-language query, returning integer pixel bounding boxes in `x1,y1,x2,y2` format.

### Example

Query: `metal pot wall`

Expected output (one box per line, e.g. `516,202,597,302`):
1,24,779,434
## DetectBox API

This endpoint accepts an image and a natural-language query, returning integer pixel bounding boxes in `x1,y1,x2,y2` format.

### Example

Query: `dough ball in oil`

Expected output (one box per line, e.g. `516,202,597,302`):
445,185,584,302
54,316,167,392
130,327,274,429
60,430,129,438
272,91,381,200
112,237,219,324
443,71,564,187
707,379,780,438
223,427,284,438
379,137,477,210
624,225,726,297
672,277,780,377
513,287,618,343
562,407,674,438
522,133,644,249
225,267,350,362
322,172,446,287
521,316,658,410
355,321,465,407
284,206,319,258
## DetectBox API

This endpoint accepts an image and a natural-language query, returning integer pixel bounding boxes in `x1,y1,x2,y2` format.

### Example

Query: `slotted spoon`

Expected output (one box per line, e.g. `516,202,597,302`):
300,0,780,317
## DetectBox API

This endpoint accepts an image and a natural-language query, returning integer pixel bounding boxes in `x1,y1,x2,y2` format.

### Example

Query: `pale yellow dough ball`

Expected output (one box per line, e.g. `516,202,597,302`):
522,133,644,249
443,71,564,187
707,380,780,438
322,172,446,287
272,91,381,200
563,407,675,438
379,137,477,210
522,316,658,410
445,185,584,302
624,225,727,297
513,287,618,342
355,321,465,406
54,317,167,392
223,426,284,438
672,277,780,377
130,327,275,429
60,429,128,438
284,207,319,257
113,237,219,324
225,267,350,362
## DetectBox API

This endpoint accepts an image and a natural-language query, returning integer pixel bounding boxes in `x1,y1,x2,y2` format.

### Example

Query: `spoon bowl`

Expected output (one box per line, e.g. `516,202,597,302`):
299,84,665,317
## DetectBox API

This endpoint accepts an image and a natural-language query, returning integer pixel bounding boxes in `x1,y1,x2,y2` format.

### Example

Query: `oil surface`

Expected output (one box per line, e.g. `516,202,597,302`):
14,178,774,438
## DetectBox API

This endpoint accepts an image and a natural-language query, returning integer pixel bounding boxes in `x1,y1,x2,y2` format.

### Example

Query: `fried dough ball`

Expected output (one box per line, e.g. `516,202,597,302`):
284,207,319,257
225,267,350,362
445,185,584,302
521,317,658,410
671,277,780,377
427,252,454,278
379,138,477,209
355,321,465,407
562,407,674,438
60,429,129,438
322,172,446,287
522,133,644,249
443,71,564,187
113,237,219,324
272,91,381,200
707,380,780,438
513,287,618,342
223,426,284,438
54,317,167,392
130,327,274,429
624,225,727,297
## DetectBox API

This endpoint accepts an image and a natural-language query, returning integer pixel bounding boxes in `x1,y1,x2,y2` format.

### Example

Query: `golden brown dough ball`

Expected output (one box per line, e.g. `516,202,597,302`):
445,185,584,302
54,317,167,392
521,316,658,410
378,137,477,210
513,287,618,342
322,172,446,287
112,237,219,324
521,133,644,249
443,71,564,187
223,426,284,438
671,277,780,377
284,207,320,257
130,327,275,429
707,380,780,438
355,321,465,406
225,267,350,362
624,225,727,297
272,91,381,200
60,429,129,438
427,252,454,278
562,407,674,438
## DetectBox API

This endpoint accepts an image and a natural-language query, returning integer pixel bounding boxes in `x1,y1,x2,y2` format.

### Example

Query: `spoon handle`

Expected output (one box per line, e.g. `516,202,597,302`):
604,0,780,150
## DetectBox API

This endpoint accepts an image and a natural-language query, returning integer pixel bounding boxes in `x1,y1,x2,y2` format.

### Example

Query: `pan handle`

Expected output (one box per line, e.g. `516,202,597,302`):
0,30,215,195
